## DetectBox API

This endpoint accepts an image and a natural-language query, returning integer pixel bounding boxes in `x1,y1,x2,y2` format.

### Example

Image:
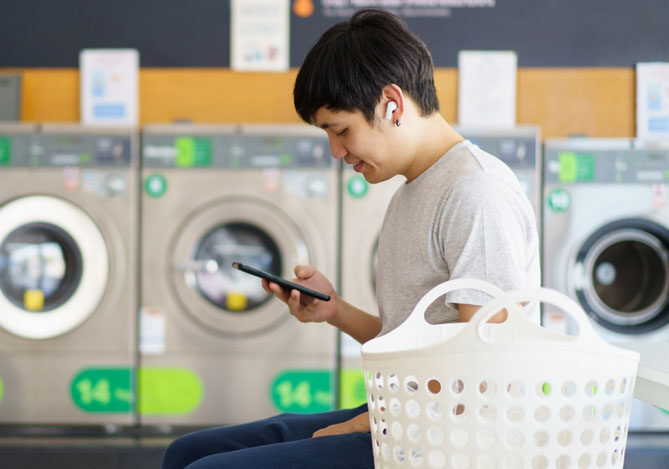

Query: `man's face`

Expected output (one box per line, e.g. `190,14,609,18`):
312,106,401,184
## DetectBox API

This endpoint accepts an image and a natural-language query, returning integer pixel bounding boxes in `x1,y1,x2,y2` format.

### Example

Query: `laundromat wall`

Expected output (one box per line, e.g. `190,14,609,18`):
4,67,635,138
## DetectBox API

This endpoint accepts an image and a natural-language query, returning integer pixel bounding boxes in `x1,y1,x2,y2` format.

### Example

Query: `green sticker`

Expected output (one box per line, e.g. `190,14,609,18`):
0,375,4,404
138,367,203,415
665,170,669,180
347,175,369,199
71,368,133,413
145,173,167,197
79,153,91,164
280,154,293,166
270,369,333,413
0,137,10,165
558,152,595,182
547,188,571,212
175,137,212,167
340,369,368,409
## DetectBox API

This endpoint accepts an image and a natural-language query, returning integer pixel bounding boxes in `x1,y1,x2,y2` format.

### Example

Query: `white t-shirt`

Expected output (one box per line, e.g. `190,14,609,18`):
375,140,540,336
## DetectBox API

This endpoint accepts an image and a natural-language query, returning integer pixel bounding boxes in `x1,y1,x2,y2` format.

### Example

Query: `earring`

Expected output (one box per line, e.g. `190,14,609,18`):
395,121,401,127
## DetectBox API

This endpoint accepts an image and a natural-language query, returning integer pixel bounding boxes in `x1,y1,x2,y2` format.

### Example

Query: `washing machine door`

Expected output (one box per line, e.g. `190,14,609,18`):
170,196,312,336
0,195,109,339
572,218,669,333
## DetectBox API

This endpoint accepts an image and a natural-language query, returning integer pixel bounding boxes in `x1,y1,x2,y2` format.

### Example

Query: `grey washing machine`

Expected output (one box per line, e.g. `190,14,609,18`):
338,126,541,407
0,123,138,426
139,124,338,426
543,138,669,430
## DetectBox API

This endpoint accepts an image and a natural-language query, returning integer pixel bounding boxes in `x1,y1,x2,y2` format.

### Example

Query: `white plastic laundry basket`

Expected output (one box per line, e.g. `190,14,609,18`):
361,279,640,469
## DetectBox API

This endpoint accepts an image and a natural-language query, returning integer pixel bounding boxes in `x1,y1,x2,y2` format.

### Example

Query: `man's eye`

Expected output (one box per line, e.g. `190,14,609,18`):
336,129,347,136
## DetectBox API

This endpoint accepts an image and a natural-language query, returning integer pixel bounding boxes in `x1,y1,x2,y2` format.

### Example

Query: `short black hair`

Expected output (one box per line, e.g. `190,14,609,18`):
294,8,439,124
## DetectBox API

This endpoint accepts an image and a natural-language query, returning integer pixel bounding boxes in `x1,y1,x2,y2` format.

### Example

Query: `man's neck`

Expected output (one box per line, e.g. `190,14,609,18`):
404,114,464,182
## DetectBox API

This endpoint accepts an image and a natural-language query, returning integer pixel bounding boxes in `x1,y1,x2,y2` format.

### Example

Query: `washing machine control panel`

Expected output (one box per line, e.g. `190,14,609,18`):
0,130,135,168
142,133,332,169
545,144,669,184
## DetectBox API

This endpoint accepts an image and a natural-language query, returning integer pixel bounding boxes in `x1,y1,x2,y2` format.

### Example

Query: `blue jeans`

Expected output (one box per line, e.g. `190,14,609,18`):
162,404,373,469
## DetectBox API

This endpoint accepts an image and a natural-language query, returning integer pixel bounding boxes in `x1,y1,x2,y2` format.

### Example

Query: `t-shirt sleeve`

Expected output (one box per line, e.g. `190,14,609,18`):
437,173,532,308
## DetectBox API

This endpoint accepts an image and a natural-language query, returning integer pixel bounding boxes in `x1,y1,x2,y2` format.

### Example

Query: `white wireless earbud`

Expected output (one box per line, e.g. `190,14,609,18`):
385,101,397,120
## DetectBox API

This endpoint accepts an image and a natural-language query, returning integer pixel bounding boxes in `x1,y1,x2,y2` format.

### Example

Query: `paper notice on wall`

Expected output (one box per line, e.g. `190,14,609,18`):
458,50,517,128
636,62,669,141
80,49,139,127
231,0,289,72
140,307,166,355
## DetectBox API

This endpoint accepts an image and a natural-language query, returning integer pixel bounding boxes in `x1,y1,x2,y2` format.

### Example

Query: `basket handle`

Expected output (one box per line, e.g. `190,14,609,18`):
401,278,522,332
467,287,600,343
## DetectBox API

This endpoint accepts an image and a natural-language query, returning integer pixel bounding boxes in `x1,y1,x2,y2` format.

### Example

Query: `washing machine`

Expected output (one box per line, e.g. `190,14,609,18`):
543,138,669,430
0,123,138,426
338,126,541,408
139,124,338,426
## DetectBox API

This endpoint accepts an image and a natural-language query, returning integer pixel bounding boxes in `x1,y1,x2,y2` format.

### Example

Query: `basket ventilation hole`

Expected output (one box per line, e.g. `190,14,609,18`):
391,421,403,441
388,374,400,392
375,372,384,390
407,423,421,443
562,380,577,397
505,430,524,448
537,381,552,397
611,452,619,465
503,455,524,469
580,429,594,446
559,406,575,422
427,425,445,445
616,403,624,418
599,427,610,444
393,445,405,463
450,452,469,469
377,395,385,412
478,405,497,423
556,454,571,468
605,379,615,396
381,442,390,461
389,398,401,416
577,453,591,469
507,406,524,423
427,401,444,421
533,431,549,447
531,455,548,469
476,453,496,469
614,425,622,442
534,406,550,422
583,405,596,422
428,450,446,468
602,404,613,421
450,427,469,447
409,448,423,466
557,430,573,446
406,399,420,419
596,452,606,467
479,380,497,398
507,380,525,397
428,379,442,394
452,379,465,394
477,429,496,449
405,376,419,393
585,380,598,397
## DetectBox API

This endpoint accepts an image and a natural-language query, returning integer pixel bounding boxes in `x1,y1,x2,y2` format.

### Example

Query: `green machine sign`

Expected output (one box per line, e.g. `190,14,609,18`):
0,137,10,165
271,370,333,413
175,137,212,167
71,368,133,413
138,368,203,415
0,375,4,404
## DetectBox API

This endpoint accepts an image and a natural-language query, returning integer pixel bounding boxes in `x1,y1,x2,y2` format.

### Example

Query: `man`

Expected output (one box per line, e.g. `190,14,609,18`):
163,8,539,469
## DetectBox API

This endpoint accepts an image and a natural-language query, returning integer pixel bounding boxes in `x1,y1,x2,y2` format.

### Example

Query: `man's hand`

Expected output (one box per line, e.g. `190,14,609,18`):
312,411,370,437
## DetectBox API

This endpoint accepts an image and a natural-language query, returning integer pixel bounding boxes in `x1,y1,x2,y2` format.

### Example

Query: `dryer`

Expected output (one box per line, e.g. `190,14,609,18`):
139,124,338,426
338,126,541,408
0,123,138,426
543,138,669,430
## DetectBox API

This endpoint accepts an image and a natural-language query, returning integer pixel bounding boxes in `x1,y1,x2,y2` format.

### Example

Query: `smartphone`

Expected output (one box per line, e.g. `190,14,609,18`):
231,262,331,301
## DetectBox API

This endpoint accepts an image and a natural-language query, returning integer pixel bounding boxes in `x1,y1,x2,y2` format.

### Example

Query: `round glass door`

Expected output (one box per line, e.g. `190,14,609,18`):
575,218,669,333
191,222,281,312
170,196,312,336
0,196,109,339
0,223,82,312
